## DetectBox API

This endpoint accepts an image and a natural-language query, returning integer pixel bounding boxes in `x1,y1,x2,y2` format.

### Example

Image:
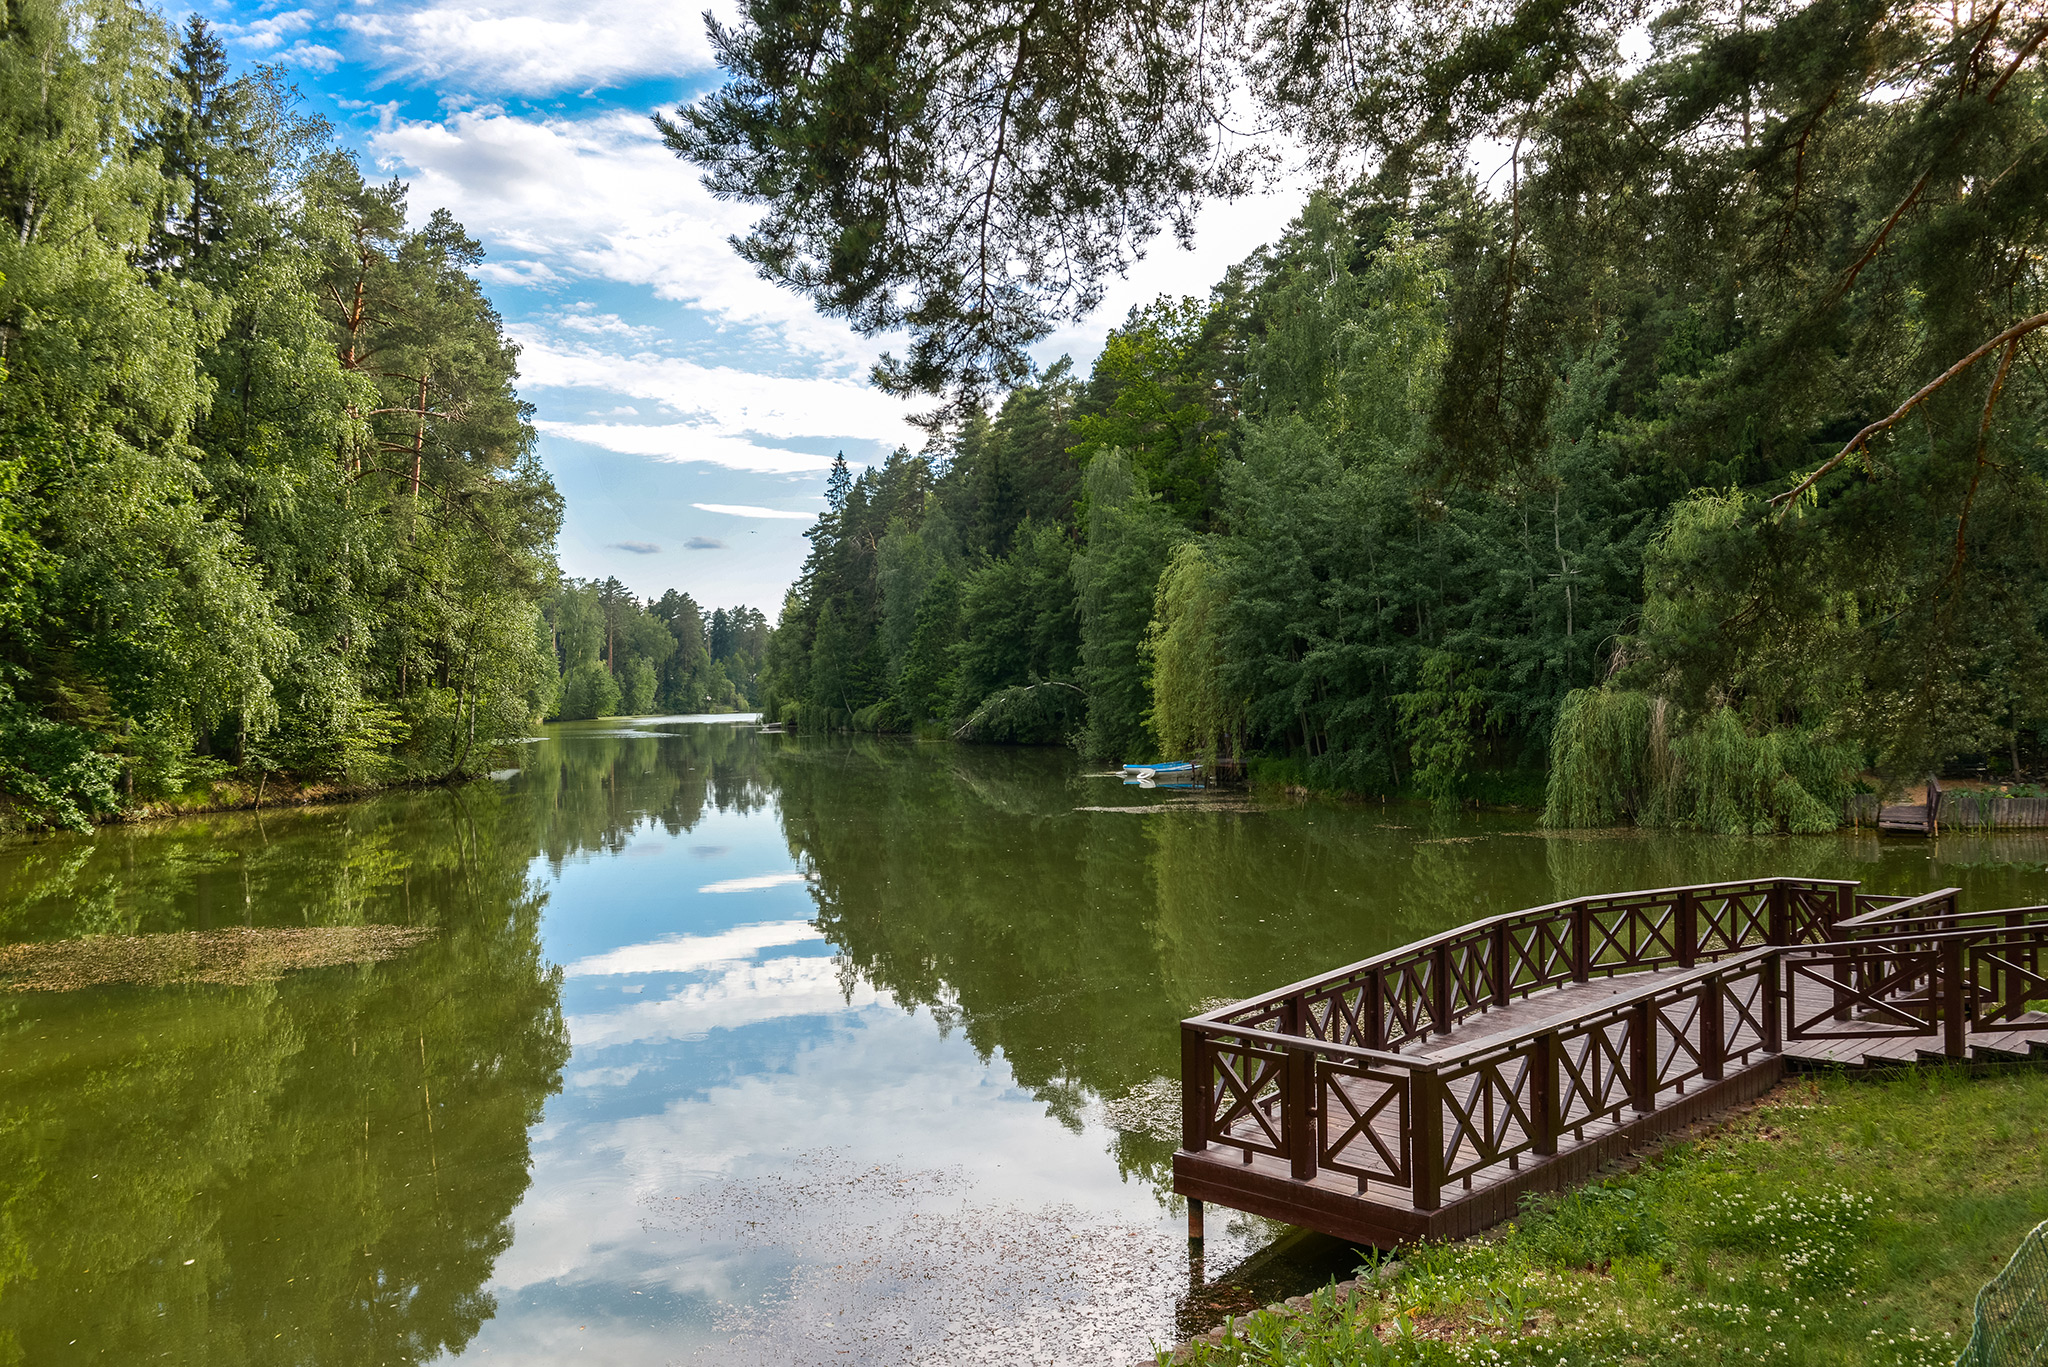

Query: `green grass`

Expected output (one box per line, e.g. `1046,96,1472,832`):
1168,1067,2048,1366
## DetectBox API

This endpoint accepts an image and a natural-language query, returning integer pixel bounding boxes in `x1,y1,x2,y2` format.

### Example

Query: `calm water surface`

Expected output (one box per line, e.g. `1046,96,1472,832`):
5,718,2048,1365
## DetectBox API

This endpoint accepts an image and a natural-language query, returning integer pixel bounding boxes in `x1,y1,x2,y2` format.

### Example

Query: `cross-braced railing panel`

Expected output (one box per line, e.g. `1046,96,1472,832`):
1721,966,1772,1067
1696,886,1773,955
1582,893,1683,972
1207,1037,1290,1159
1505,912,1577,994
1318,1061,1409,1188
1786,885,1844,945
1653,989,1709,1095
1971,939,2048,1025
1444,934,1498,1022
1379,956,1438,1049
1435,1043,1541,1186
1304,974,1376,1049
1556,1013,1636,1136
1786,947,1940,1041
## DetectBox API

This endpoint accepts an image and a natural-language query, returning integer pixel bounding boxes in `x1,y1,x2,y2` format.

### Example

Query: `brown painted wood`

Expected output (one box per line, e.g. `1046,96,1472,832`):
1179,877,2048,1250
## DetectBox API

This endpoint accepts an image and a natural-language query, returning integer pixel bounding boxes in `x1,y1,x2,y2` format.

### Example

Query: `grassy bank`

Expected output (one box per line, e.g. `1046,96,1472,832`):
1171,1067,2048,1366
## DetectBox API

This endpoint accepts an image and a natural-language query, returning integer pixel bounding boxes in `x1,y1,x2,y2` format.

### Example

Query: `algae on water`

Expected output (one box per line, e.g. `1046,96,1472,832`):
0,925,437,992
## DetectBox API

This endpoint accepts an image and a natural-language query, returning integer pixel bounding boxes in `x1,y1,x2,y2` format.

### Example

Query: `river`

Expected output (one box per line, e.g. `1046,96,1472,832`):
3,716,2044,1365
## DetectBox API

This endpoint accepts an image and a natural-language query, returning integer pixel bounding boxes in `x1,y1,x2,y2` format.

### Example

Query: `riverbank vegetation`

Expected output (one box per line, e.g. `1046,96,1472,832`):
0,4,558,832
0,1,774,833
1166,1068,2046,1366
683,0,2048,830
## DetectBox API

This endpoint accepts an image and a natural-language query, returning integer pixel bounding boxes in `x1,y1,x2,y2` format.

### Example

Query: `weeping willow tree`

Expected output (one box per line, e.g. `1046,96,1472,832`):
1144,541,1241,763
1544,689,1857,835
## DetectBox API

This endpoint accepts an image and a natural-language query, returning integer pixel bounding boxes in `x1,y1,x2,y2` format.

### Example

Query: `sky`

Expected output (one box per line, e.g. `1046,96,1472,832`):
199,0,1308,612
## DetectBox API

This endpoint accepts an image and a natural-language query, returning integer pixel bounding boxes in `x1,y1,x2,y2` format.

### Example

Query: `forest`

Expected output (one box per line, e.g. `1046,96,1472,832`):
0,2,764,832
543,580,767,721
711,0,2048,830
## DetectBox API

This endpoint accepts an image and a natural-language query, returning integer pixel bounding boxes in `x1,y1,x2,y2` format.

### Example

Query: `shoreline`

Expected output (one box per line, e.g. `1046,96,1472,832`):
3,710,771,837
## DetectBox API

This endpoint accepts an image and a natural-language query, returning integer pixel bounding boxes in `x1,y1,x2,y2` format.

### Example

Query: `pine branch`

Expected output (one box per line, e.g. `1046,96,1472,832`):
1830,17,2048,304
1770,310,2048,513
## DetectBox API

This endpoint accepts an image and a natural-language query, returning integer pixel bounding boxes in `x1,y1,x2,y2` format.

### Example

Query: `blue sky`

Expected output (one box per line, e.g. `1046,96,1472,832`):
200,0,1300,610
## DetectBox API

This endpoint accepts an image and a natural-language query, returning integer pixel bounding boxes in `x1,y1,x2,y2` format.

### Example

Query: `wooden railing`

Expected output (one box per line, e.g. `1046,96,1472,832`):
1201,878,1859,1054
1181,879,2048,1214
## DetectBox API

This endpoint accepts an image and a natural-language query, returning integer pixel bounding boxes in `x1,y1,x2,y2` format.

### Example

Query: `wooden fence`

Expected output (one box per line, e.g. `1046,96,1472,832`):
1847,790,2048,830
1180,879,2048,1220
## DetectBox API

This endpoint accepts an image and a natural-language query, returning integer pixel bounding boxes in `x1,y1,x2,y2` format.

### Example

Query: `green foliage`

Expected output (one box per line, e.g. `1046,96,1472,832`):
894,574,962,724
952,681,1087,744
0,2,568,826
1146,540,1240,763
1543,688,1656,828
1074,450,1183,758
1648,709,1853,837
556,662,622,722
542,580,763,720
1068,298,1228,524
1396,652,1495,812
661,0,1247,405
0,712,121,832
952,521,1081,718
1546,688,1858,833
693,0,2048,799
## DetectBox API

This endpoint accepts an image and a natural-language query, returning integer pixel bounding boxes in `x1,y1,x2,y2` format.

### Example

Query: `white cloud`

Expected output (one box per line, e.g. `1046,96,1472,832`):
225,8,314,51
514,332,917,452
337,0,731,95
474,258,563,286
568,956,876,1047
369,108,889,367
564,919,820,977
692,503,818,521
534,421,838,474
553,308,659,341
696,872,812,894
282,41,344,73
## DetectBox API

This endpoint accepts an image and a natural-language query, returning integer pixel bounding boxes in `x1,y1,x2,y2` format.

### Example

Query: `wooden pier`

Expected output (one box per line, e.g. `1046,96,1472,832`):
1176,878,2048,1247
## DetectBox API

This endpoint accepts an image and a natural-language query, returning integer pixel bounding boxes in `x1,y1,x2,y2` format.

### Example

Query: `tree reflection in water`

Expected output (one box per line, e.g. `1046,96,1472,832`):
5,722,2044,1365
0,785,568,1366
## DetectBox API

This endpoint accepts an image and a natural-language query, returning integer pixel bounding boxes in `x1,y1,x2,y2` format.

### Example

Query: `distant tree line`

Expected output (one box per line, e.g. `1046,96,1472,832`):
698,0,2048,830
545,580,766,720
0,6,560,830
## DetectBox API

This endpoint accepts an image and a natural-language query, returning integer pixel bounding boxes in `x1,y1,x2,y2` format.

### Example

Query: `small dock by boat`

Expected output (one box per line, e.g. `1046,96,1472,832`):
1852,776,2048,835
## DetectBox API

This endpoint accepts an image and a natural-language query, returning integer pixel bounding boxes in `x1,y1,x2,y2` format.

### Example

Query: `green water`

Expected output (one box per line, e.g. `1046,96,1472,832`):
3,719,2045,1365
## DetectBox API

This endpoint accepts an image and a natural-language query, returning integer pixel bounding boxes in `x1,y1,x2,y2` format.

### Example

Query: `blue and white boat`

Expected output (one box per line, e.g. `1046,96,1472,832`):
1120,760,1204,790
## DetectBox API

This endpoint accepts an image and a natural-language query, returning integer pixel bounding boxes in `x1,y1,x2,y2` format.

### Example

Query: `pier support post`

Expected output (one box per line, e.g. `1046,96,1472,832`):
1762,952,1783,1054
1630,1000,1655,1113
1181,1024,1209,1153
1411,1069,1443,1212
1187,1198,1204,1242
1942,938,1967,1059
1701,976,1725,1082
1531,1031,1558,1156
